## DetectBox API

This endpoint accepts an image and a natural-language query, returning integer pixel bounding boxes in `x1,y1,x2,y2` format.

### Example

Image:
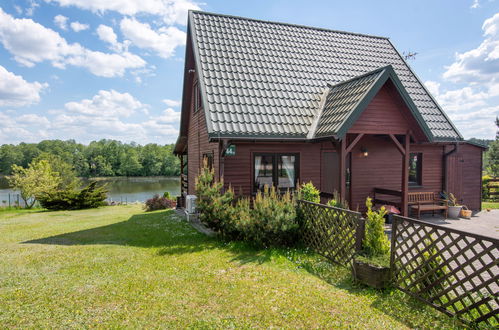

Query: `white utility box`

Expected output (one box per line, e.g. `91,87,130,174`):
185,195,197,214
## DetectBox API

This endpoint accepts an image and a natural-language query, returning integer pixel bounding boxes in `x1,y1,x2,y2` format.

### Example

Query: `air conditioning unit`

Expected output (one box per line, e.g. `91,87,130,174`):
185,195,197,214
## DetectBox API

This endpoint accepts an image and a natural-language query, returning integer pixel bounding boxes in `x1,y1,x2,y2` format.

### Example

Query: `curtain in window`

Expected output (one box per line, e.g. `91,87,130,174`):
279,155,295,189
254,155,262,183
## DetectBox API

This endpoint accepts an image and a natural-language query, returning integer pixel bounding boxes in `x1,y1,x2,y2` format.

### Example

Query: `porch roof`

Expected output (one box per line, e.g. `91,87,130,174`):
312,65,433,140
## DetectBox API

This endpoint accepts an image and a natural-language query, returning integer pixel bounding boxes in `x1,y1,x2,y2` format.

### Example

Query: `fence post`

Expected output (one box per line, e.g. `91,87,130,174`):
389,215,398,273
8,193,11,207
355,217,365,252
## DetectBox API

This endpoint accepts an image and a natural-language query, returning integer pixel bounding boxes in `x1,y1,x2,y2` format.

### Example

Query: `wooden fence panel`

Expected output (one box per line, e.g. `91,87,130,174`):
391,215,499,326
298,200,364,266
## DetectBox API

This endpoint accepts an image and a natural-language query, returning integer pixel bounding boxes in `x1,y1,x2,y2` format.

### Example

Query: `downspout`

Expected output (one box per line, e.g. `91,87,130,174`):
442,142,459,192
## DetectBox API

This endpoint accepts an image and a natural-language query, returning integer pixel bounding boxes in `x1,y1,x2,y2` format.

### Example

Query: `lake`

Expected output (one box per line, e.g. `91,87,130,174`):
0,176,180,206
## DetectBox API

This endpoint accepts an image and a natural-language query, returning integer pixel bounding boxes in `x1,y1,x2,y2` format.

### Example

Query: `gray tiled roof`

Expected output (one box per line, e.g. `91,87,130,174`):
190,11,462,141
314,68,385,138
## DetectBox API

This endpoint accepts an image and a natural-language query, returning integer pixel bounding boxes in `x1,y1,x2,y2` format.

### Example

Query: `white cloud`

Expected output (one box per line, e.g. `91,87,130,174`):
0,90,181,144
120,17,185,58
25,0,40,16
0,8,145,77
54,14,68,30
443,13,499,84
64,89,148,117
0,65,48,107
96,24,129,52
157,108,181,123
44,0,200,25
471,0,480,9
70,21,89,32
162,99,181,107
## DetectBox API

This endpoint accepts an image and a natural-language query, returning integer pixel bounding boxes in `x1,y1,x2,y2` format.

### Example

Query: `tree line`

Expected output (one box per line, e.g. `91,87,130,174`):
0,139,180,177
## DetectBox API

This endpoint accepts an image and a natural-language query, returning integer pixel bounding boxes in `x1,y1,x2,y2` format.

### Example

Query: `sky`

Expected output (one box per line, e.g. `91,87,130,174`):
0,0,498,145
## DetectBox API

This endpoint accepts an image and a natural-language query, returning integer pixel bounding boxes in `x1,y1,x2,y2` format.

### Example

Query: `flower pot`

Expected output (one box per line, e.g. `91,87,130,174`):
448,205,462,219
461,206,472,219
352,260,391,289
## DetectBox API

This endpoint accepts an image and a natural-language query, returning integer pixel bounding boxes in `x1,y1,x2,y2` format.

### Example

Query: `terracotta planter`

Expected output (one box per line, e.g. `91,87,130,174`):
352,260,391,289
448,205,462,219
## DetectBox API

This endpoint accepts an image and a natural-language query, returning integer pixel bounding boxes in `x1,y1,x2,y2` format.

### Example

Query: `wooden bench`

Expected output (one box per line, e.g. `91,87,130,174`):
408,192,448,219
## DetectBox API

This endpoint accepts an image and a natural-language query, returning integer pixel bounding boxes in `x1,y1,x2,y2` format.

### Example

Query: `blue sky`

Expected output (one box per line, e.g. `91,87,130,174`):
0,0,498,144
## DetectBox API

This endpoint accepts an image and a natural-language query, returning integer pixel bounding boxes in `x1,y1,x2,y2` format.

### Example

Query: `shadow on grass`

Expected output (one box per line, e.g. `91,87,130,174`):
23,209,460,328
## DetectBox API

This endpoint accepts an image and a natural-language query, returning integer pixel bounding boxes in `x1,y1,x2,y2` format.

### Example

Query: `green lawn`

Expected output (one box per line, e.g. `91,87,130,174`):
483,201,499,209
0,206,460,328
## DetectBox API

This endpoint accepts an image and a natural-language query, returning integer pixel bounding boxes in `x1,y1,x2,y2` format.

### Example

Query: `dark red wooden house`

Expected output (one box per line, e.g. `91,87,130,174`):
174,11,485,215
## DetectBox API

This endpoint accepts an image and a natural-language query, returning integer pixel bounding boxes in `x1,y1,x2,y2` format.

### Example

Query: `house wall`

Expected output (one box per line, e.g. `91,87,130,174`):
186,81,219,195
222,141,331,195
447,144,483,211
347,136,445,212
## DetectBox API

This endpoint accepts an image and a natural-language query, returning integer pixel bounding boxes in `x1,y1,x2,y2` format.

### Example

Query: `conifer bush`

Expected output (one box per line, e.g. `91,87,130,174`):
296,182,320,203
195,160,235,232
327,191,349,209
37,181,108,210
363,197,390,256
248,186,298,246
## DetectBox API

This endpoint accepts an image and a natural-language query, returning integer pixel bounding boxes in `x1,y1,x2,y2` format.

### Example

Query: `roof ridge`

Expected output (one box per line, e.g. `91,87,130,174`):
189,10,390,40
326,65,391,90
307,87,330,139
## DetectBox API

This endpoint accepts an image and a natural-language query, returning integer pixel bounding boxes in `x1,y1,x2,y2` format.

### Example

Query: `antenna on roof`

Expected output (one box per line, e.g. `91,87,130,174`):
402,51,418,61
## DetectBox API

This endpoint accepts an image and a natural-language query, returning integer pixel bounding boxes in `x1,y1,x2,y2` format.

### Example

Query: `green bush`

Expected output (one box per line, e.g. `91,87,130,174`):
195,160,235,232
297,182,320,203
248,186,298,247
363,197,390,257
37,181,108,210
327,190,349,210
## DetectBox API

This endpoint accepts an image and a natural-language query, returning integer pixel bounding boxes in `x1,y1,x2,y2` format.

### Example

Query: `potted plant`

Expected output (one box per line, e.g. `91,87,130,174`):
443,192,462,219
352,197,391,289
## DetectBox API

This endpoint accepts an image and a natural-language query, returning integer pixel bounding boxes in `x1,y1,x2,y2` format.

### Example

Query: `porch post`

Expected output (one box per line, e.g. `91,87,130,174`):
401,132,410,216
339,138,347,200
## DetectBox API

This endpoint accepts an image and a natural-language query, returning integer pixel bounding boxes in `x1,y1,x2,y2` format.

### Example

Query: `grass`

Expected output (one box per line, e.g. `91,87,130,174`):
482,201,499,209
0,205,462,328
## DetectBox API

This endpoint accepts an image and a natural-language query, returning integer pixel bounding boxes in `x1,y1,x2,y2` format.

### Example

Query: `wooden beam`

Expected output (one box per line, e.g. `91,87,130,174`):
389,134,406,156
345,133,365,154
339,138,346,200
401,132,410,216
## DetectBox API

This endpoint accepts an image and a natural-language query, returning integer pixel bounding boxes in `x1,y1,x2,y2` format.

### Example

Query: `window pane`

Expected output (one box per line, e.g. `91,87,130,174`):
255,155,274,191
409,153,421,185
278,155,296,189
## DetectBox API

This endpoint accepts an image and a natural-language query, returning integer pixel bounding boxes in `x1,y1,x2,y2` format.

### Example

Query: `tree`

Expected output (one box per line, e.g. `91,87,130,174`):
486,117,499,177
33,153,81,190
8,160,60,208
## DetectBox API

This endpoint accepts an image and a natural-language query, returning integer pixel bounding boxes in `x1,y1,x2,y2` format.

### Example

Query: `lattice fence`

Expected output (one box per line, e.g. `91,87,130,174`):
298,200,364,266
391,215,499,326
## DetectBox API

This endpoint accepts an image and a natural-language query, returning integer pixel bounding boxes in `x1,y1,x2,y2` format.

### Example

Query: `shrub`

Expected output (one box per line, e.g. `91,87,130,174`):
248,186,298,247
163,191,173,200
327,190,349,209
222,197,252,240
297,182,320,203
195,160,234,231
37,181,108,210
145,194,176,211
363,197,390,257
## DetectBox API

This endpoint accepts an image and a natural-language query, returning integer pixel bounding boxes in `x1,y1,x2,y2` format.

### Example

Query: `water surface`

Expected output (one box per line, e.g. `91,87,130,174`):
0,176,180,206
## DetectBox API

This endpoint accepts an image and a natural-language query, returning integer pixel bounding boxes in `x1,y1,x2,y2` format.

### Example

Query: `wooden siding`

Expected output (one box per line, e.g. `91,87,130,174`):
222,141,331,195
448,144,482,210
349,81,427,141
348,135,445,212
186,78,219,195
